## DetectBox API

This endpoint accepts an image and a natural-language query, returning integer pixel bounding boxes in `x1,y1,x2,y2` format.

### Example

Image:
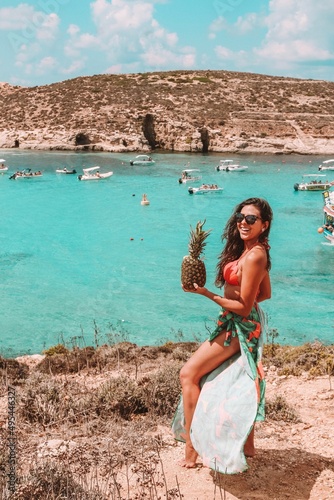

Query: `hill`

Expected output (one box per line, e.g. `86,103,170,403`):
1,70,334,154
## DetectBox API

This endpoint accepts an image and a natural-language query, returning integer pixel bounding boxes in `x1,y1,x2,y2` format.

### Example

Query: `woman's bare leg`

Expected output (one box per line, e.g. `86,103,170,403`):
178,332,240,468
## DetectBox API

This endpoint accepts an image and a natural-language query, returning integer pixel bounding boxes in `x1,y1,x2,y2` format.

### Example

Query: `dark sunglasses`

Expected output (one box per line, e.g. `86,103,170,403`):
235,213,262,225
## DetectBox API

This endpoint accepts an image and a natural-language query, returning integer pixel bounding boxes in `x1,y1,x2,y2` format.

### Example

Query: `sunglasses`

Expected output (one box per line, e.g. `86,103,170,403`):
235,213,262,225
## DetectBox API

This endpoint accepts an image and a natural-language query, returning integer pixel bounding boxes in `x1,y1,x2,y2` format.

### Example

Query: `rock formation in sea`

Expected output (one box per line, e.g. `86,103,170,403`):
0,70,334,154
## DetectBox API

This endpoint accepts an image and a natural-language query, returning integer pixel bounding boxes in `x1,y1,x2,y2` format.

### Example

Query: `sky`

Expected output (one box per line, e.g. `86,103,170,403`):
0,0,333,87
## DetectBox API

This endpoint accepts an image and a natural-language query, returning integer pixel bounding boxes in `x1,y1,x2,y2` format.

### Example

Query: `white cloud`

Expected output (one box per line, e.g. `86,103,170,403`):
0,5,36,30
67,24,80,37
0,5,59,41
209,12,260,39
215,45,247,65
235,13,260,34
215,46,234,60
62,60,86,75
1,3,60,81
255,0,334,66
211,0,334,78
85,0,195,70
208,17,227,40
36,56,57,74
35,13,59,42
141,46,195,68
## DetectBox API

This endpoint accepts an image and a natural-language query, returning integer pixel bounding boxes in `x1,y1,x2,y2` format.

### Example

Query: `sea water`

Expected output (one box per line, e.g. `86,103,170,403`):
0,150,333,356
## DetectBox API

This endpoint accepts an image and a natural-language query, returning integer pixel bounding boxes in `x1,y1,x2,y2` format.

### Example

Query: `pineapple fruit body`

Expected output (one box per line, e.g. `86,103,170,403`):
181,255,206,290
181,220,211,291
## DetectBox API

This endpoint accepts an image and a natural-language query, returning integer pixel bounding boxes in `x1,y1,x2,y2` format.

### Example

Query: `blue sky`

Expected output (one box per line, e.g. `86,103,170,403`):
0,0,333,87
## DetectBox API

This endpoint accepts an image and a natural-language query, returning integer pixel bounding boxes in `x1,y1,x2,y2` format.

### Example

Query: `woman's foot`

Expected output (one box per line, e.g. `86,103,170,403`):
244,445,256,458
244,426,255,457
178,442,199,468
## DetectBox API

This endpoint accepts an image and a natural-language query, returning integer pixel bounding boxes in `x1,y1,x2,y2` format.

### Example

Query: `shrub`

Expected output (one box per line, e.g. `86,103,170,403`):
142,361,182,418
95,375,147,420
18,373,94,426
43,344,68,356
11,462,104,499
266,395,300,423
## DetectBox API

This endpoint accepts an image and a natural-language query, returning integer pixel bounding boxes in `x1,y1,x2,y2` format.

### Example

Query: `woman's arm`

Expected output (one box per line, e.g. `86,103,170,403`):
256,271,271,303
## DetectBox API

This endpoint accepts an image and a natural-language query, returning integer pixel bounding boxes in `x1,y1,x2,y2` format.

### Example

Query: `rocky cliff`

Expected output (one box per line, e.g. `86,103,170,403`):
1,70,334,154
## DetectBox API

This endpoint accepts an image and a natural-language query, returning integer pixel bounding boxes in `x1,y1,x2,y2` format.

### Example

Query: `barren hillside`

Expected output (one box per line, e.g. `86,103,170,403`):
1,70,334,154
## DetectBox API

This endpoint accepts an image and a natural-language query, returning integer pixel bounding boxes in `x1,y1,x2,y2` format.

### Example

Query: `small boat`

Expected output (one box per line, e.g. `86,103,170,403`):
294,174,334,191
319,190,334,244
188,184,224,195
216,159,248,172
56,167,77,174
78,166,113,181
318,159,334,171
0,159,8,172
9,168,43,179
141,194,150,205
130,155,155,166
179,169,202,184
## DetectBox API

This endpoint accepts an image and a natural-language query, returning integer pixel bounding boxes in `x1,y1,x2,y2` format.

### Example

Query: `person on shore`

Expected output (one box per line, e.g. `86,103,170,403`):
172,197,273,474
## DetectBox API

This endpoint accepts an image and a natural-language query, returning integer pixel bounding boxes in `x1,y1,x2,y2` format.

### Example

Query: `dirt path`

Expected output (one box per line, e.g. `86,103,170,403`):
157,373,334,500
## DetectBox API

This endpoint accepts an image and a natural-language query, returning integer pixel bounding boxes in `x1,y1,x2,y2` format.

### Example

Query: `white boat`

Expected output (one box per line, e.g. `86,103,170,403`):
294,174,334,191
188,184,224,195
178,169,202,184
130,155,155,166
320,190,334,244
56,167,77,174
9,168,43,179
0,159,8,172
141,194,150,205
78,166,113,181
216,159,248,172
318,159,334,171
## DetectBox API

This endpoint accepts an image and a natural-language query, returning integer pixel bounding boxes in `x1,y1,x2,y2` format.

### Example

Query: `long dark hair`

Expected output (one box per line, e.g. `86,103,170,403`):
215,197,273,287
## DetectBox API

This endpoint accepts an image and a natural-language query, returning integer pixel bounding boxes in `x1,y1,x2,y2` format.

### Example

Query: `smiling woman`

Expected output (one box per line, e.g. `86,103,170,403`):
173,197,273,474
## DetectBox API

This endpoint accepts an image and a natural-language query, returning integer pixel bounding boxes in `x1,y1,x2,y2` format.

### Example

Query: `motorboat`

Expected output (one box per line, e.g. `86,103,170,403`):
178,169,202,184
294,174,334,191
0,159,8,172
9,168,43,179
188,184,224,195
56,167,77,174
130,155,155,166
318,159,334,171
216,159,248,172
78,166,113,181
319,190,334,244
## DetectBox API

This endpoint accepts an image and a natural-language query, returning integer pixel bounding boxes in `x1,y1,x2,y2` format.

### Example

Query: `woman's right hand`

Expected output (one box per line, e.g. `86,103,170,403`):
182,283,207,295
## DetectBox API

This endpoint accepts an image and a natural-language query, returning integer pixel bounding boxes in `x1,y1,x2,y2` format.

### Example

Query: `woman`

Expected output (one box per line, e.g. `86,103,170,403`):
173,197,273,474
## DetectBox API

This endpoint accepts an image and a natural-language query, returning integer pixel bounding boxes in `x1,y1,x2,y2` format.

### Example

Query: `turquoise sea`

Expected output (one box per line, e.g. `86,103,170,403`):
0,150,333,356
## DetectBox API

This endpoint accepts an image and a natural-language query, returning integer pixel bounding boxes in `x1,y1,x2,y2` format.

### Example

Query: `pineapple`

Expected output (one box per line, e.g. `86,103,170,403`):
181,220,211,290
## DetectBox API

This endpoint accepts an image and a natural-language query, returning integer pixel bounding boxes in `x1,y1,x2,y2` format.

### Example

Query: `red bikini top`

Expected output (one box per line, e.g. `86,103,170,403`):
223,260,239,286
223,256,261,298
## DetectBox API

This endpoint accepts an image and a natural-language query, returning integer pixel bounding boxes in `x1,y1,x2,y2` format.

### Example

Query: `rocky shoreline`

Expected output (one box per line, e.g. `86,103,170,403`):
1,70,334,155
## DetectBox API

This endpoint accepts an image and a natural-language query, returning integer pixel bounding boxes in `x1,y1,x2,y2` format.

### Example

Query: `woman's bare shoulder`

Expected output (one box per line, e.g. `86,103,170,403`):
244,245,267,266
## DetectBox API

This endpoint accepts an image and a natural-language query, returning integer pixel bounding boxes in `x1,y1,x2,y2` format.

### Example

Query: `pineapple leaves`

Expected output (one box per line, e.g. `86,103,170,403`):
188,219,212,259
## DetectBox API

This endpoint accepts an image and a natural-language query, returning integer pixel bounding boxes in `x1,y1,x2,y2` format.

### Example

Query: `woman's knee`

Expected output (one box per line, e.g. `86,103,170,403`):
179,364,196,387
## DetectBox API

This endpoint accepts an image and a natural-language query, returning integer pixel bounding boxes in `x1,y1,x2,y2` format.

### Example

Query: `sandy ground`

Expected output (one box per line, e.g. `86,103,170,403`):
9,356,334,500
156,372,334,500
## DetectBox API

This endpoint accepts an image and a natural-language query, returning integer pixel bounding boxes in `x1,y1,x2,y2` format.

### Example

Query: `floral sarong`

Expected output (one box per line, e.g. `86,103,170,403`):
172,305,266,474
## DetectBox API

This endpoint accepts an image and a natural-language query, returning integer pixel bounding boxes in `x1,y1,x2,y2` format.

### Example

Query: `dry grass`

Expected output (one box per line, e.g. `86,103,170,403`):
0,340,333,498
